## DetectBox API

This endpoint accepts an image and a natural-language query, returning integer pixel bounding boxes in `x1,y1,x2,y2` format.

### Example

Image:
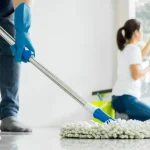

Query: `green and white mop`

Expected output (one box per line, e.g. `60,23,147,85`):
1,26,150,139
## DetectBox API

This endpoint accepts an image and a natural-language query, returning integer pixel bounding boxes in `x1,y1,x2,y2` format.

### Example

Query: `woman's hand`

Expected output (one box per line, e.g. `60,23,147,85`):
141,39,150,58
130,64,150,80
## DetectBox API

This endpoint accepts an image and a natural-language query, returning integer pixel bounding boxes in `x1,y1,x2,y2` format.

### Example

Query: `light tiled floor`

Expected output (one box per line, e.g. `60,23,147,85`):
0,128,150,150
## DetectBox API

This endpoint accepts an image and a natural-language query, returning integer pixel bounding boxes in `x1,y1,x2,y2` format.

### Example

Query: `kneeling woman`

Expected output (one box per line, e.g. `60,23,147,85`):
112,19,150,121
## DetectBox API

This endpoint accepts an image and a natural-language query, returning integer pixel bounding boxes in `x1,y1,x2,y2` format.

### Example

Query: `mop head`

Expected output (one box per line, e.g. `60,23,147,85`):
60,119,150,139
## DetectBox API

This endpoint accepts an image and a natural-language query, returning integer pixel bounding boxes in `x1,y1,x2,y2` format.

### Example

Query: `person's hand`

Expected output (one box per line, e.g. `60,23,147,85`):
10,2,35,63
10,31,35,62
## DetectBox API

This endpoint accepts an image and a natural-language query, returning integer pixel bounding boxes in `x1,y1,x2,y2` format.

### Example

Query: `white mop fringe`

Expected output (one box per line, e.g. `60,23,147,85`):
60,119,150,139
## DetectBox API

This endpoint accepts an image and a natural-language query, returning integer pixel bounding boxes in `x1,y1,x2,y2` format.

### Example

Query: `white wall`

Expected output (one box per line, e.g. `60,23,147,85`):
116,0,135,28
18,0,115,127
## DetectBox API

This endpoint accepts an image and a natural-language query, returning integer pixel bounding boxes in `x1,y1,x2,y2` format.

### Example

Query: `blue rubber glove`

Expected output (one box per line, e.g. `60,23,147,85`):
10,3,35,63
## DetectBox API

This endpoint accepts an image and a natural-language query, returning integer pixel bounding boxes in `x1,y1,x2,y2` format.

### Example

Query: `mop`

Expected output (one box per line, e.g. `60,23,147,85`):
1,26,150,139
60,119,150,139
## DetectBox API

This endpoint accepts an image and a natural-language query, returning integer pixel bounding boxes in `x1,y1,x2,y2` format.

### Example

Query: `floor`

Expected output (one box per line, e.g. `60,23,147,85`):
0,128,150,150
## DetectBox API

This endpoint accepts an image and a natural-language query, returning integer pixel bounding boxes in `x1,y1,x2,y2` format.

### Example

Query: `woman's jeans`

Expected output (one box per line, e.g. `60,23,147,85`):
112,95,150,121
0,14,20,119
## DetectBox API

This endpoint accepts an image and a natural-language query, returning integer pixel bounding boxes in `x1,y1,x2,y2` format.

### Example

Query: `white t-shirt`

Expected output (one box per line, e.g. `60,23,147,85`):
112,44,142,98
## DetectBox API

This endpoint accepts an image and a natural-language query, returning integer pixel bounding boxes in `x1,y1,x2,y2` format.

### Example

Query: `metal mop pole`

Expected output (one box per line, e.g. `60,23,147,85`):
0,26,85,106
0,26,113,123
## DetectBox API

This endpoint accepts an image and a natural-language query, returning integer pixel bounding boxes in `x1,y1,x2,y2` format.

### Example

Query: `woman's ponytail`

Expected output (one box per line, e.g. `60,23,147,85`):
117,27,126,51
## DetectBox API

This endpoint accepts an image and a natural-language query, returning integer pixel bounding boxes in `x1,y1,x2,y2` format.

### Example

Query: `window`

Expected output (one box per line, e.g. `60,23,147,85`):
135,0,150,97
136,0,150,38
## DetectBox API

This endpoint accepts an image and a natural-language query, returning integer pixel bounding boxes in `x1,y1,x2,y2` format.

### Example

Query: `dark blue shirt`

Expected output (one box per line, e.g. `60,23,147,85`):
0,0,14,18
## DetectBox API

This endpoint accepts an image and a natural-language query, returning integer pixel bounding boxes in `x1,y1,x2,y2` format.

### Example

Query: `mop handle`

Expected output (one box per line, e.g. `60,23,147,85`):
0,26,86,106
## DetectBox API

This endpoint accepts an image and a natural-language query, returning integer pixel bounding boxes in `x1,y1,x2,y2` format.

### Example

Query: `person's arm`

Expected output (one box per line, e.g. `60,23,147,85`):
10,0,35,63
141,40,150,58
130,64,150,80
13,0,32,9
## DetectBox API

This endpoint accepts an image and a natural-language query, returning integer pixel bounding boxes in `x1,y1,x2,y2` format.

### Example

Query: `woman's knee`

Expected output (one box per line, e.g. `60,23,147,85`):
112,96,126,113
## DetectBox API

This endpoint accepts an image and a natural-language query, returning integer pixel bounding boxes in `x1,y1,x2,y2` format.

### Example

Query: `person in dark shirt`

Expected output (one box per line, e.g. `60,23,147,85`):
0,0,35,132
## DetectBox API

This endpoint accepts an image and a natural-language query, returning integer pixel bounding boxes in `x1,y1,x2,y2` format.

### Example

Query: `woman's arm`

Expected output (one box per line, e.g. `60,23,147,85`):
130,64,150,80
11,0,35,62
141,40,150,58
13,0,32,9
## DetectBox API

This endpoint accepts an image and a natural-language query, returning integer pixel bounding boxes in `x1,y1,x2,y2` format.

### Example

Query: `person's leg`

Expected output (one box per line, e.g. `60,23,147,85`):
0,49,20,119
112,95,127,113
0,15,31,132
0,15,19,119
123,95,150,121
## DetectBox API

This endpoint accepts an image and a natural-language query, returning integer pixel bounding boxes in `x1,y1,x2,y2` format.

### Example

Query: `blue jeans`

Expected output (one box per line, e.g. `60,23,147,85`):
0,14,20,119
112,95,150,121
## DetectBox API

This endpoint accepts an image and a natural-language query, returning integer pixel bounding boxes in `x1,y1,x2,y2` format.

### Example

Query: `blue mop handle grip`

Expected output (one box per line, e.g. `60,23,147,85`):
84,102,114,123
93,108,114,122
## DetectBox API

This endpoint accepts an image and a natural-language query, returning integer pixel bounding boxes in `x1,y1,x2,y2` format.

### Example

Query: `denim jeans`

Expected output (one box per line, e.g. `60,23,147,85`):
112,95,150,121
0,14,20,119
